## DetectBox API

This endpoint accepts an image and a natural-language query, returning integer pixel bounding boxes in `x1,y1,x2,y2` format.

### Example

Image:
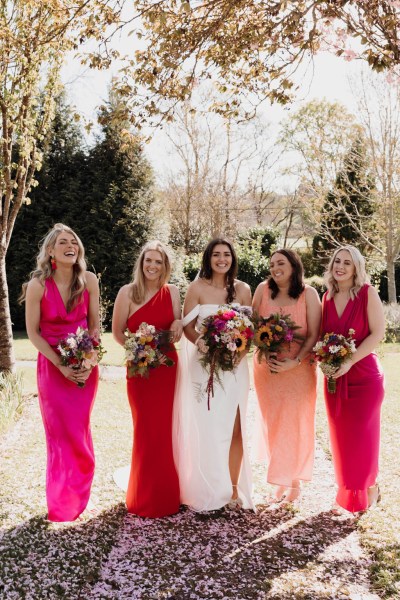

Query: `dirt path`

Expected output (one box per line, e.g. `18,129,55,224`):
0,372,380,599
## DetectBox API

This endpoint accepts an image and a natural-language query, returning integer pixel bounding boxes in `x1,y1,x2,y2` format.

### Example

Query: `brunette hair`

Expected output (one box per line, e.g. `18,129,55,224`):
268,248,305,299
19,223,87,311
324,245,369,299
130,240,173,304
199,237,238,303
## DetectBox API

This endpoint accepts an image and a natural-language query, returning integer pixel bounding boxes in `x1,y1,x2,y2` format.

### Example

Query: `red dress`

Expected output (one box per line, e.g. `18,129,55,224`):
321,284,385,512
126,285,180,517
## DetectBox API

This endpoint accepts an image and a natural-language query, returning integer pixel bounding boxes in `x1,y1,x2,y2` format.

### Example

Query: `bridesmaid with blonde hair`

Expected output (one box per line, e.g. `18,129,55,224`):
22,223,100,521
253,248,321,502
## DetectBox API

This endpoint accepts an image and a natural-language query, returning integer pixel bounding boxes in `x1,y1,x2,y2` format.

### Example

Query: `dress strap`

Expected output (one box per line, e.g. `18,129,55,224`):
182,304,200,327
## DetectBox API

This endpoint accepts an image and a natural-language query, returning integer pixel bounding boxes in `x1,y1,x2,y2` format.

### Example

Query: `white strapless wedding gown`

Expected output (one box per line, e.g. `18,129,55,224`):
173,304,255,512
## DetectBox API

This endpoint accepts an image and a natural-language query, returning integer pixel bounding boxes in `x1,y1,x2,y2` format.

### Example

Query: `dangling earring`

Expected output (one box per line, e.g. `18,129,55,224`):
50,256,57,270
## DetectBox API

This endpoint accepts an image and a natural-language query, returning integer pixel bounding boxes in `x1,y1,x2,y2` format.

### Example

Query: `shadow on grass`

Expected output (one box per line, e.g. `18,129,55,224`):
0,504,126,599
86,505,362,600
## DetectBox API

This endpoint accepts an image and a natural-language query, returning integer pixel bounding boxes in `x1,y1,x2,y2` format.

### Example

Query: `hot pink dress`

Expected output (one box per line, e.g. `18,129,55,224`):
37,277,99,521
253,286,317,486
321,284,384,512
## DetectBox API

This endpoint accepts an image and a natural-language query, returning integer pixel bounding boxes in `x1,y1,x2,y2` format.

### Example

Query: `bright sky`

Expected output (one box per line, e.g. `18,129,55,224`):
61,47,364,186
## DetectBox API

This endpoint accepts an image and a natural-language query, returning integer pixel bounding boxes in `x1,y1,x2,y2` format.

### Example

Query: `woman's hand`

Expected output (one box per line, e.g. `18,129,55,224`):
170,319,183,343
332,360,353,379
267,355,299,373
57,364,91,384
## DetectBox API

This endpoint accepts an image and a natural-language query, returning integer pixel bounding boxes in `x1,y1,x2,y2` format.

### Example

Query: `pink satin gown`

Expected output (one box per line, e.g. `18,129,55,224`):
321,284,384,512
37,277,99,521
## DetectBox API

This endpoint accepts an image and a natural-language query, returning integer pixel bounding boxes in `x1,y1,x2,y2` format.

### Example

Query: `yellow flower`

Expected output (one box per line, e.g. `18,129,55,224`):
255,325,272,346
235,334,247,352
139,336,146,345
275,325,283,332
340,348,348,356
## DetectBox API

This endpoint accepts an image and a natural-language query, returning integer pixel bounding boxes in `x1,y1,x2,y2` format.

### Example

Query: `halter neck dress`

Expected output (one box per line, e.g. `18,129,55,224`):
37,277,99,521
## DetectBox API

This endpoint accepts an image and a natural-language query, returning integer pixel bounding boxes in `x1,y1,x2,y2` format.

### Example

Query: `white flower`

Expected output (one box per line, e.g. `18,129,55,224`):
328,345,341,354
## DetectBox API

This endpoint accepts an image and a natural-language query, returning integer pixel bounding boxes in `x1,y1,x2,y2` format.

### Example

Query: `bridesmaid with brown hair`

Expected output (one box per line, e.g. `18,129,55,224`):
253,249,321,502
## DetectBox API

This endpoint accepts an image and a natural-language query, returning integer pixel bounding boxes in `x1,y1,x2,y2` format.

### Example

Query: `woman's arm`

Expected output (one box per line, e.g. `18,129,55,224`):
296,286,322,362
333,286,385,379
183,281,201,344
236,280,252,306
112,285,131,346
168,284,183,342
252,282,266,313
25,279,79,382
86,272,100,337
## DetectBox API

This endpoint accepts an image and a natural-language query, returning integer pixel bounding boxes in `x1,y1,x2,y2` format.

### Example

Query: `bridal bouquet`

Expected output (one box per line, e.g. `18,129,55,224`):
253,312,303,364
58,327,105,387
313,329,356,393
197,305,254,409
124,322,174,378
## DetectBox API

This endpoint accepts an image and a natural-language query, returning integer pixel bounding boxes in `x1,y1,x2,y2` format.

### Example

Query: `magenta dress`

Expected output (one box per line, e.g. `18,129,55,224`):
321,284,384,512
37,277,99,521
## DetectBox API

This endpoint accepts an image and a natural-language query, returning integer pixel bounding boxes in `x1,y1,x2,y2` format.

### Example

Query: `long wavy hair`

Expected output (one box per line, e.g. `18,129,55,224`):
199,237,238,303
130,240,173,304
268,248,305,299
324,245,369,299
19,223,87,311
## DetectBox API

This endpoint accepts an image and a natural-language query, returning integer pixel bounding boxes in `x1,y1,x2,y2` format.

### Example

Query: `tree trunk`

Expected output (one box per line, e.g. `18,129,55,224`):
386,257,397,304
0,251,16,373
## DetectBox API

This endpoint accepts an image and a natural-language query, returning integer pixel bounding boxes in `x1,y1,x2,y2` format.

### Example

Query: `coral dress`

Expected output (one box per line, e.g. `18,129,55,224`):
37,277,99,522
126,285,180,518
253,287,317,486
321,284,385,512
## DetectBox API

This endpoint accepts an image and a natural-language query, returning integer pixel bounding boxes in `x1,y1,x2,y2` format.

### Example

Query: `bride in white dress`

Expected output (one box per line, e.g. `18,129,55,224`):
174,238,255,512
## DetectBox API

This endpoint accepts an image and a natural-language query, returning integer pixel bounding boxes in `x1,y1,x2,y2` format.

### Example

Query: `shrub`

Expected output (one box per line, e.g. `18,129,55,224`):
383,303,400,343
183,253,202,282
305,275,326,298
0,372,25,435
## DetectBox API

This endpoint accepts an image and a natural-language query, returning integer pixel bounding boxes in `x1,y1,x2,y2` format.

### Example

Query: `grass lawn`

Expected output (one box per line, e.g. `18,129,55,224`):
13,331,124,366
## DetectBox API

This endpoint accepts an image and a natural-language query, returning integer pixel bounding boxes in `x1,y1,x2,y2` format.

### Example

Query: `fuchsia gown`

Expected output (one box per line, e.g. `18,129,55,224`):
321,283,385,512
37,277,99,521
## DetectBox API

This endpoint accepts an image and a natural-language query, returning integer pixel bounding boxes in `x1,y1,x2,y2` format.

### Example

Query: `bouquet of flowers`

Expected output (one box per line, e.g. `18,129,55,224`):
58,327,105,387
197,305,254,409
313,329,356,393
124,322,174,378
253,312,303,365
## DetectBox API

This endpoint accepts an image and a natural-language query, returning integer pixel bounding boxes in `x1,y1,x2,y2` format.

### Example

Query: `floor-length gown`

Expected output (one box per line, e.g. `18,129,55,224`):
253,287,317,487
321,283,384,512
37,277,99,522
126,285,180,518
174,304,254,512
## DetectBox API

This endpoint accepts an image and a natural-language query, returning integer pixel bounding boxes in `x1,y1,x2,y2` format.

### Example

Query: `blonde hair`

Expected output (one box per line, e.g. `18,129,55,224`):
19,223,87,311
130,240,172,304
324,245,370,299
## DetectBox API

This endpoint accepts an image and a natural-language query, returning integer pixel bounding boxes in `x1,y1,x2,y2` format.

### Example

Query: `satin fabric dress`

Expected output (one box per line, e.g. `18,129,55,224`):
321,284,385,512
253,287,317,487
126,285,180,518
37,277,99,522
174,304,254,512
